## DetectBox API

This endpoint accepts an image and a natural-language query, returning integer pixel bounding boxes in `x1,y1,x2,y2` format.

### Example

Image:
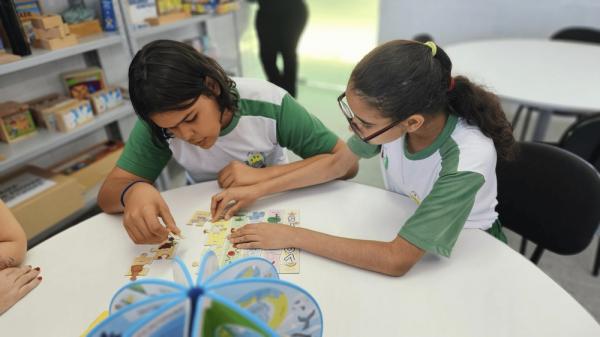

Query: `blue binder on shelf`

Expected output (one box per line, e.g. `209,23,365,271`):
87,251,323,337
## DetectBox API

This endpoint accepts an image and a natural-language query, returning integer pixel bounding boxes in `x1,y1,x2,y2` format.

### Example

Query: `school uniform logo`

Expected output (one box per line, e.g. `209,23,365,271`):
245,152,266,168
381,148,389,170
409,191,422,205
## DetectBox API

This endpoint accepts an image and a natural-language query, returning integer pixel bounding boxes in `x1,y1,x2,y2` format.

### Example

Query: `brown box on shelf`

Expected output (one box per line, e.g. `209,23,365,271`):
61,67,107,100
216,1,239,14
146,11,191,26
0,52,21,64
27,94,71,130
31,15,63,30
90,87,124,115
53,99,95,132
0,166,85,239
0,101,37,143
67,19,102,38
34,34,78,50
50,141,124,191
33,24,69,40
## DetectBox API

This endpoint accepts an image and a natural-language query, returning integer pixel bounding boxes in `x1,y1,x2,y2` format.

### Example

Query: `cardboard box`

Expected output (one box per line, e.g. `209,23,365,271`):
90,87,123,115
33,24,69,40
53,99,95,132
0,166,85,239
61,67,107,100
156,0,184,15
128,0,158,28
34,34,78,50
0,52,21,64
68,19,102,38
146,10,190,26
31,15,63,30
0,101,37,143
216,1,239,14
50,141,124,191
27,93,70,130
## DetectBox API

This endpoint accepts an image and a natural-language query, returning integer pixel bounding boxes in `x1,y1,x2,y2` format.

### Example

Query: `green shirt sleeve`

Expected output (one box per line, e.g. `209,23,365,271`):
276,94,339,158
347,135,381,158
116,119,173,181
398,170,485,257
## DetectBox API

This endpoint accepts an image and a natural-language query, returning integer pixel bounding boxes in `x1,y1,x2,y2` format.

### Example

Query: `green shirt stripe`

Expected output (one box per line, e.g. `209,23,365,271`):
398,137,485,257
116,120,172,181
116,93,338,181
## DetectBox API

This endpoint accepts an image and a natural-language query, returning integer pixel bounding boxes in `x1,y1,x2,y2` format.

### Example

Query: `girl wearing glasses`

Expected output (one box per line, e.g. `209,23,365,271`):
98,40,358,245
229,40,516,276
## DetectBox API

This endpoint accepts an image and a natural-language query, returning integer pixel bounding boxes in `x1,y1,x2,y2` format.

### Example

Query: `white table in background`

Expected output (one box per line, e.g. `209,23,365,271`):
0,181,598,336
446,39,600,141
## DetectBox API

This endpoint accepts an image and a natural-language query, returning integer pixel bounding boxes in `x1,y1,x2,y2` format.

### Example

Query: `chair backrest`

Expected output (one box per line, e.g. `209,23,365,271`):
496,142,600,255
559,114,600,171
551,27,600,44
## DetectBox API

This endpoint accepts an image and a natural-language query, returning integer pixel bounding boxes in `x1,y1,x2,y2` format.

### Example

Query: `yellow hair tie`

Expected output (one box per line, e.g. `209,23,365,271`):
424,41,437,56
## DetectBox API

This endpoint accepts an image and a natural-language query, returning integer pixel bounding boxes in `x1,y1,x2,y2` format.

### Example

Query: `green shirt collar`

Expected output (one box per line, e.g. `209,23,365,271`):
404,114,458,160
219,111,240,137
219,87,241,137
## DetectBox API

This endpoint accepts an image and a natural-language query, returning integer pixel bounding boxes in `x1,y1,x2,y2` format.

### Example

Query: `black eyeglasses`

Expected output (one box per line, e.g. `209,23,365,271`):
337,92,402,142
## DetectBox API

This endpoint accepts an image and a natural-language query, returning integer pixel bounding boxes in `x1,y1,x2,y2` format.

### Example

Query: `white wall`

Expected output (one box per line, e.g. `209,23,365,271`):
378,0,600,46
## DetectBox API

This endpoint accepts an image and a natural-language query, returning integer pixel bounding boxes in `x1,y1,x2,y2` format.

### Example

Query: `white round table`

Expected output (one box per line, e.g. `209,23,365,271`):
1,180,599,336
446,39,600,141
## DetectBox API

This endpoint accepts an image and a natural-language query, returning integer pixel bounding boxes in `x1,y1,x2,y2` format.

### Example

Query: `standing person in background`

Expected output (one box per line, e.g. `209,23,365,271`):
254,0,308,97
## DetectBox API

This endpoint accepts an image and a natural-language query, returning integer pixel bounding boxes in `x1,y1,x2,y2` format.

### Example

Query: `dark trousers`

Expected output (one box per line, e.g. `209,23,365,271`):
255,0,308,97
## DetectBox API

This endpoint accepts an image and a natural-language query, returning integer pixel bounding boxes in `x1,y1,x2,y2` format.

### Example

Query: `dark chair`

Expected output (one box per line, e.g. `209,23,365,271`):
559,114,600,276
511,27,600,140
496,142,600,265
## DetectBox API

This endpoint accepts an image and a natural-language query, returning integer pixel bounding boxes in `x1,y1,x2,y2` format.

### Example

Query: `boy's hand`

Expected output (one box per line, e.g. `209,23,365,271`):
217,161,269,188
210,186,262,221
228,223,297,249
123,182,180,244
0,265,42,315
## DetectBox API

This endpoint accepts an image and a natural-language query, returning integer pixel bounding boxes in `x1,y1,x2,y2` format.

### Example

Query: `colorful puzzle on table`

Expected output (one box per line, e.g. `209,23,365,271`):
186,209,301,274
125,236,180,281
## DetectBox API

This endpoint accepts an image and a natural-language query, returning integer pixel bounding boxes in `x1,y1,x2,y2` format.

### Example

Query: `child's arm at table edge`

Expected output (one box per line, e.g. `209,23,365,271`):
0,201,27,269
233,225,424,277
212,141,358,218
97,167,154,214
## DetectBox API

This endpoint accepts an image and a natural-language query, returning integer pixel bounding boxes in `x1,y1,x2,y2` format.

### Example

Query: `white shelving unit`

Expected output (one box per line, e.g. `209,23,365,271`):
0,102,133,172
0,0,133,245
130,14,210,38
0,1,243,245
0,32,124,76
118,1,243,76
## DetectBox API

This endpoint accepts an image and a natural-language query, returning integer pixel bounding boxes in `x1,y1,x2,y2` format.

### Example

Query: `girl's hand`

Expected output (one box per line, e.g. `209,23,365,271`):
123,182,180,244
228,223,297,249
217,161,269,188
210,186,262,221
0,265,42,315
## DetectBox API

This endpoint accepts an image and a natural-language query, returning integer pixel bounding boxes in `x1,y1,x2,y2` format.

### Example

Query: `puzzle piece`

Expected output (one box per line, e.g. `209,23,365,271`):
192,209,301,273
247,211,265,222
126,265,149,281
205,220,229,246
267,209,282,224
138,236,179,261
132,252,154,265
187,210,211,226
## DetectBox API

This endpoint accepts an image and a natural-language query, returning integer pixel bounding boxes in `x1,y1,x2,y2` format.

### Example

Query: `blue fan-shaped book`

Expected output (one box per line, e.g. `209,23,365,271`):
87,251,323,337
